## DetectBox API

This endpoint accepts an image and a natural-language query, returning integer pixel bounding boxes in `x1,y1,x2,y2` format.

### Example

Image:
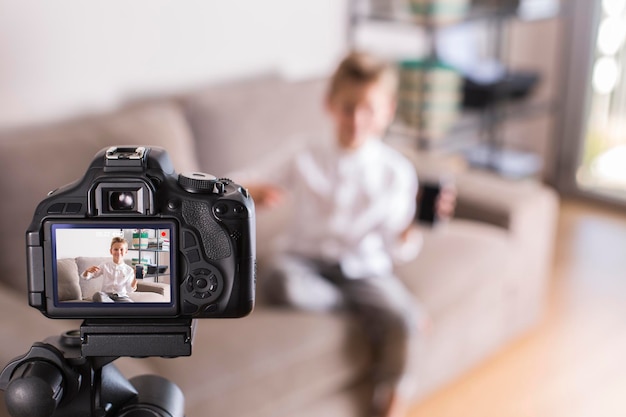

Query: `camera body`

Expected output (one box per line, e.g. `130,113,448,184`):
26,146,255,319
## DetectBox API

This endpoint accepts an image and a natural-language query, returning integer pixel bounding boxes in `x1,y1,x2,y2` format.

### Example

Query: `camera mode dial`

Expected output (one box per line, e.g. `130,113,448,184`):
178,172,225,194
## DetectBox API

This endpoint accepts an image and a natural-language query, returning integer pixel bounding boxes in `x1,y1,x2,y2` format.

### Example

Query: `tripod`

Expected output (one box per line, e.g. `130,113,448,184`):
0,319,194,417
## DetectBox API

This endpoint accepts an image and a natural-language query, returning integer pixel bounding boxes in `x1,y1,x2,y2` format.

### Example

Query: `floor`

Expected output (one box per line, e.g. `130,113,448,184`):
409,198,626,417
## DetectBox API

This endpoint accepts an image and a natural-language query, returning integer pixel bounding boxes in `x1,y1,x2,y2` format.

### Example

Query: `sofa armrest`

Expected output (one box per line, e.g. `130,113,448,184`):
453,169,560,303
394,144,559,238
136,281,169,296
454,169,559,234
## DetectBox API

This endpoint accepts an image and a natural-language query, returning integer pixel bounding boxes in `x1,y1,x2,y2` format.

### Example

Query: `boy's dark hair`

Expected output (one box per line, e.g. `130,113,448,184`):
327,51,398,99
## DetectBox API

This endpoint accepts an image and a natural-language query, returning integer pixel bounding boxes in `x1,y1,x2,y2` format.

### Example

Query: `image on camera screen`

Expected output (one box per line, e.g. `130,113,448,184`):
51,223,174,306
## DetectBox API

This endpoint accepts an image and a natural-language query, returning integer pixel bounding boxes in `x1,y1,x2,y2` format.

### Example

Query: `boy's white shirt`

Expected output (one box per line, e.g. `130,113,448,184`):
82,261,135,296
238,136,422,278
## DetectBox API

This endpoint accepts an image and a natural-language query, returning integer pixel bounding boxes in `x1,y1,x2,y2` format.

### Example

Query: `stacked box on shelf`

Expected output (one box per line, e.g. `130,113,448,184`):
409,0,470,24
396,59,462,145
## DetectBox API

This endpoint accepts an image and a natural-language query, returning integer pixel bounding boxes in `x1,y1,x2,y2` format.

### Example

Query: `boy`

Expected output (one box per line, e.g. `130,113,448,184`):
82,236,137,303
243,51,449,417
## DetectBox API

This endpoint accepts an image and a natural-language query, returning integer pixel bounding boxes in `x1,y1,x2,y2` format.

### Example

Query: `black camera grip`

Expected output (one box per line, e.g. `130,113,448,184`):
182,201,231,260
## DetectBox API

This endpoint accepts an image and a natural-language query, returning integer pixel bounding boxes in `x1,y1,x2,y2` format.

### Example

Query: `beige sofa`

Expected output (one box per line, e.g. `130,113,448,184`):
0,75,559,417
56,257,170,303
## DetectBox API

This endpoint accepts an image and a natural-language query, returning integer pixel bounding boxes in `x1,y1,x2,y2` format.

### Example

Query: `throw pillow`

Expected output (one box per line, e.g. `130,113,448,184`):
56,259,82,301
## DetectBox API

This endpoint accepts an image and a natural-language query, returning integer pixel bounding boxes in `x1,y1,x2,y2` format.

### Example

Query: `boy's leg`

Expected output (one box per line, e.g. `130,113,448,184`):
93,292,114,303
340,275,422,416
111,294,133,302
263,253,346,312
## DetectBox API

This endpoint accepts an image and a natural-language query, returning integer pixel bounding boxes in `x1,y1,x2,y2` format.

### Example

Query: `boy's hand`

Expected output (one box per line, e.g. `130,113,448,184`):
436,182,457,221
85,266,100,274
131,278,138,291
399,224,420,243
246,184,285,209
391,224,423,264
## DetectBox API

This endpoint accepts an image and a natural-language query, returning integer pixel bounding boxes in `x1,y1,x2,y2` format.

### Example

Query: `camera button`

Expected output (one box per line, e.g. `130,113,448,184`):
215,182,226,194
183,231,197,249
183,300,198,314
203,304,218,313
214,203,228,216
65,203,82,214
193,291,210,299
47,203,65,214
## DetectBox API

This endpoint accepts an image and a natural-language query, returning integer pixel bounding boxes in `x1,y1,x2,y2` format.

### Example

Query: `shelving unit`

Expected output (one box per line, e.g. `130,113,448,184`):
348,0,562,179
127,228,170,283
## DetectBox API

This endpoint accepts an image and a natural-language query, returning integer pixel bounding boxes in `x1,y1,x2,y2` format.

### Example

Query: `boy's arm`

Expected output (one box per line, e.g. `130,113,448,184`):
382,160,421,263
246,184,285,209
231,141,302,209
126,269,138,292
391,225,423,264
81,265,101,280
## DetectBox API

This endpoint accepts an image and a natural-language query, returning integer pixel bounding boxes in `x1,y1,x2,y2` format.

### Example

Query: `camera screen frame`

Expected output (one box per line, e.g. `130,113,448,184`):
44,220,179,318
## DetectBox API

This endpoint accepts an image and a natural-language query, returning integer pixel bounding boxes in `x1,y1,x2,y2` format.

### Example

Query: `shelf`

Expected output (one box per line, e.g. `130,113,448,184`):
464,144,542,178
351,0,560,28
467,96,557,126
129,228,170,283
353,5,519,29
350,0,561,180
389,96,557,150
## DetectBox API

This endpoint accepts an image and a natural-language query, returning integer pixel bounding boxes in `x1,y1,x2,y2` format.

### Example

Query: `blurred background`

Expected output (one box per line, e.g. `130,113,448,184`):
2,0,625,208
0,1,346,128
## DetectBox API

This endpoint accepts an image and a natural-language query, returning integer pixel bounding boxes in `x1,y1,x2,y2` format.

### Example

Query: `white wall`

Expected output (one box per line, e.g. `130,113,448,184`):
55,228,122,259
0,0,348,129
55,227,164,265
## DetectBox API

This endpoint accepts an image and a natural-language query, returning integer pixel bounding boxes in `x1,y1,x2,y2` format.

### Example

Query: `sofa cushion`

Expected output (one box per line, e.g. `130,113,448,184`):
0,101,199,295
74,256,171,303
148,308,370,417
56,258,82,301
396,219,514,317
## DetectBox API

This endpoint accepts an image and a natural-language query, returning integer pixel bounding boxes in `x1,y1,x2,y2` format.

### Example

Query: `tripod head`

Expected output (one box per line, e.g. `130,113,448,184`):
0,320,191,417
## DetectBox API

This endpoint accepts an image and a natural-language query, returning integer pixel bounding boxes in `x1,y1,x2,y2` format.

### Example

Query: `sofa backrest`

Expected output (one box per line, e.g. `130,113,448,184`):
0,74,336,298
56,258,83,301
0,101,200,295
57,257,115,301
182,75,332,176
74,257,115,301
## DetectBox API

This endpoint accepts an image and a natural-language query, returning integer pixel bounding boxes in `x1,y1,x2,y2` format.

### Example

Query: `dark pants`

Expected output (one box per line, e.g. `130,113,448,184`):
93,292,133,303
264,253,422,398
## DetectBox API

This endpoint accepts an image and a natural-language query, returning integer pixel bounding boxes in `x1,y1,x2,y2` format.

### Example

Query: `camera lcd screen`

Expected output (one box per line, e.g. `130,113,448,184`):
50,222,175,311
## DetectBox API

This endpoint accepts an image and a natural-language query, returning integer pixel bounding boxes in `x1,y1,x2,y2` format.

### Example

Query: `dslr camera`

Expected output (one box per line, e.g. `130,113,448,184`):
0,146,255,417
26,146,256,321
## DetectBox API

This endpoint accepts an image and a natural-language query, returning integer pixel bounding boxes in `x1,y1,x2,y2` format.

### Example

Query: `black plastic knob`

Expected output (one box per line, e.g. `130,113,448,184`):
178,172,220,193
5,361,63,417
